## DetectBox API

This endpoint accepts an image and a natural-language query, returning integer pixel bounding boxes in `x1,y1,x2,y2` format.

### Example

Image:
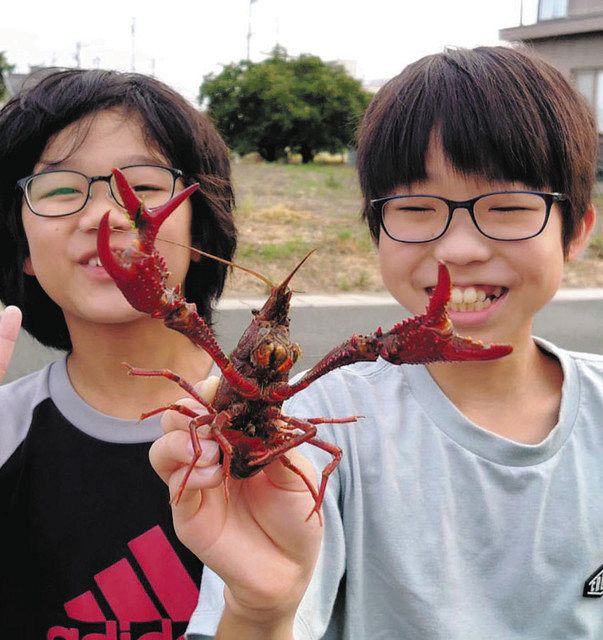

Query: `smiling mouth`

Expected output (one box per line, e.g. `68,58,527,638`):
83,256,103,267
426,285,508,312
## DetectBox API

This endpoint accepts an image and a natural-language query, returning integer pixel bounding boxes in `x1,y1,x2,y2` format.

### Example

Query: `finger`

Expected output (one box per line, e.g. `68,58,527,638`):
167,463,223,501
195,374,220,403
149,430,220,483
0,306,22,382
169,475,227,529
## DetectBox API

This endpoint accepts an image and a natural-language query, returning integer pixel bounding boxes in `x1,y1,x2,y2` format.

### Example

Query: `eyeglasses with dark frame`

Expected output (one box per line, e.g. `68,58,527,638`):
17,164,185,218
370,190,568,243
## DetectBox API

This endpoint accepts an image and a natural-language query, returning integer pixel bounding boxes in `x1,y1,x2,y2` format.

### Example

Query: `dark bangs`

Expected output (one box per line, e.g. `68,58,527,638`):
357,46,597,249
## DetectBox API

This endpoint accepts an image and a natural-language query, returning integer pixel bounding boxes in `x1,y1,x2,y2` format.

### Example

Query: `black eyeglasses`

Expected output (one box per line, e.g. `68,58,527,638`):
17,164,184,218
371,191,568,243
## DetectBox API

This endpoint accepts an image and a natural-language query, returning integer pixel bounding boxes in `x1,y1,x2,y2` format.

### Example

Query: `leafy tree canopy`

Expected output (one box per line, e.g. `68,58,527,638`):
200,46,371,163
0,52,15,102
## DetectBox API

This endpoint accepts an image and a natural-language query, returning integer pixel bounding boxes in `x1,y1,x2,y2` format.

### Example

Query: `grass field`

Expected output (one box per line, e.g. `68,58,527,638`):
223,161,603,297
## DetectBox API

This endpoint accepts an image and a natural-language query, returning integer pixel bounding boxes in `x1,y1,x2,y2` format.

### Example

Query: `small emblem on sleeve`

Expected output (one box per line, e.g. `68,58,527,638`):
583,565,603,598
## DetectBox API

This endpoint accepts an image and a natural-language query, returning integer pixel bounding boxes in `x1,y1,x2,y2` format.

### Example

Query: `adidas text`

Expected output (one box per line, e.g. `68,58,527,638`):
47,619,184,640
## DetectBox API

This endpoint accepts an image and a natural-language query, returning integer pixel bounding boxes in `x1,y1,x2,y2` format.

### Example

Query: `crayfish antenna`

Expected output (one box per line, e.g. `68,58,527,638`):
113,231,277,290
277,249,317,293
188,246,275,289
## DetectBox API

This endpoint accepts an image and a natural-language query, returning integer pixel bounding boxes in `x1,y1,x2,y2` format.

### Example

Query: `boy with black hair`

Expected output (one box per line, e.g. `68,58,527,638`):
148,46,601,639
0,69,236,638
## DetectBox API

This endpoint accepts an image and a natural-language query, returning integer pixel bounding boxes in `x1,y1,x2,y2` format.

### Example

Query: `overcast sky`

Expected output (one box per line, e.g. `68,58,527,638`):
2,0,535,104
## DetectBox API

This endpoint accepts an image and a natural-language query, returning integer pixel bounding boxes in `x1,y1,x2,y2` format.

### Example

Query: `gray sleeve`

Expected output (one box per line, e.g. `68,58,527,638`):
0,364,52,467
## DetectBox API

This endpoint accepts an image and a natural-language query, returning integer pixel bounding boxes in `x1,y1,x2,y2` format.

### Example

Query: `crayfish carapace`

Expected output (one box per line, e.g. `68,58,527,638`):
97,169,512,520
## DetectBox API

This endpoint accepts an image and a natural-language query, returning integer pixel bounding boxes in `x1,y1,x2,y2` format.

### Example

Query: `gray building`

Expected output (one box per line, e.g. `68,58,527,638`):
2,66,69,104
500,0,603,172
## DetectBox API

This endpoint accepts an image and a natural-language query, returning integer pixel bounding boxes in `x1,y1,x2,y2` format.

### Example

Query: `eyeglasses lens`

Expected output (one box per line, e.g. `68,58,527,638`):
27,172,88,217
110,166,176,209
382,193,548,242
382,196,448,242
473,193,547,240
26,166,177,216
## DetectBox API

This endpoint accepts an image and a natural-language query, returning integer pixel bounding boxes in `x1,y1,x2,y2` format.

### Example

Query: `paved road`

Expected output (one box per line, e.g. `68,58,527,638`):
4,289,602,383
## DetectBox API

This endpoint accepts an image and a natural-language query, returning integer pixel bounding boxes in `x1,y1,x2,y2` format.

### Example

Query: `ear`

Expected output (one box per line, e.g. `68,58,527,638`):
566,204,596,261
23,257,35,276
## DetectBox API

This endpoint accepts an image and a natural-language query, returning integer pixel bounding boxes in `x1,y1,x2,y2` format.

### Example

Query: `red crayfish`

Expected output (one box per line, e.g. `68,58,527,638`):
97,169,512,520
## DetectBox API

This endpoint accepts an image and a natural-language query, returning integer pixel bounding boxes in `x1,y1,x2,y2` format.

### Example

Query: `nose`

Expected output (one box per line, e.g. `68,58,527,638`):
77,181,130,233
432,207,492,266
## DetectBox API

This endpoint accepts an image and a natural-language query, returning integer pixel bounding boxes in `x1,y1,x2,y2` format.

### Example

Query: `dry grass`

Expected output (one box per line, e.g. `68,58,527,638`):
223,161,603,297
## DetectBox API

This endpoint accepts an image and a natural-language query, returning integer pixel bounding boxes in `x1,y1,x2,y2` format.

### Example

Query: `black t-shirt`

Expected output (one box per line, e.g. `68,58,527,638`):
0,358,203,639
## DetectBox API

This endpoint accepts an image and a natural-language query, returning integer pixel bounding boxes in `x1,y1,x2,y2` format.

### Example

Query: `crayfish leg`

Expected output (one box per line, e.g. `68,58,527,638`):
302,437,343,522
278,454,323,526
248,415,319,466
307,416,362,425
171,412,216,505
263,414,347,522
209,412,238,504
140,402,201,422
124,363,214,411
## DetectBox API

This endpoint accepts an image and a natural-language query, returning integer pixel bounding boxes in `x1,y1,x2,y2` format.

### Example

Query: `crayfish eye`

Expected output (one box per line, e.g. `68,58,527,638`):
251,338,301,375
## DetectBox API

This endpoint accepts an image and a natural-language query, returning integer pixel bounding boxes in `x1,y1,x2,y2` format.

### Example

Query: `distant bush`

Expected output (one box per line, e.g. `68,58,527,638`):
200,46,371,164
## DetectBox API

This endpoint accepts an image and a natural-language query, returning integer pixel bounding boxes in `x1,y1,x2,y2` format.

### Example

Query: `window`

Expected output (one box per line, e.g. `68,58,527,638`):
573,69,603,133
538,0,568,20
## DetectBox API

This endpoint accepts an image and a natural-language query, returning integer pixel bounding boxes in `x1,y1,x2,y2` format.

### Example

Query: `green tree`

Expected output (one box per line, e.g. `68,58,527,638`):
200,47,371,163
0,52,15,102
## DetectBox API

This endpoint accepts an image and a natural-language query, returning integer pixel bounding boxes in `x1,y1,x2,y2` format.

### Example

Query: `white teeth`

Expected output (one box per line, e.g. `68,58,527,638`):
448,288,502,312
451,286,486,305
462,286,477,304
87,256,102,267
451,288,463,304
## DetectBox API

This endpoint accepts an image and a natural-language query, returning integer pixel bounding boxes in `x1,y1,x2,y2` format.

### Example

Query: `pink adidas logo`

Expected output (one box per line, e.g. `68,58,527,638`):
47,525,199,640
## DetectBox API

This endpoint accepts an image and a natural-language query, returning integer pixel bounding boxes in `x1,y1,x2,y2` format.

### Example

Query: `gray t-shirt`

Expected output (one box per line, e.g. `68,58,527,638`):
187,339,603,639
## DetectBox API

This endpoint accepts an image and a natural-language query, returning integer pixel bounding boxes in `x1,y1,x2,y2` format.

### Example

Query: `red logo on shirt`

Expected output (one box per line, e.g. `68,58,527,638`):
46,526,199,639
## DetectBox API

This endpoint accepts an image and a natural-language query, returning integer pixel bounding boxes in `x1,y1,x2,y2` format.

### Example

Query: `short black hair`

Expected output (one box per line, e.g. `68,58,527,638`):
0,69,236,350
357,46,598,252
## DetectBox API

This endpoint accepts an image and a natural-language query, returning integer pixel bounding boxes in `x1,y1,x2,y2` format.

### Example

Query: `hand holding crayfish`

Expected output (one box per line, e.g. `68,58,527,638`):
149,375,323,634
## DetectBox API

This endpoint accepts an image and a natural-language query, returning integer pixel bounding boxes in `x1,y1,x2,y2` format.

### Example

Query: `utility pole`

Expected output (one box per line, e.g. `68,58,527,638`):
131,18,136,71
246,0,258,60
74,42,89,68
